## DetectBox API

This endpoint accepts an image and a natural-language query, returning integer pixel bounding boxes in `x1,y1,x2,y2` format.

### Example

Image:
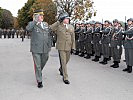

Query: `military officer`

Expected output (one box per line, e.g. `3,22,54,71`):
122,18,133,73
50,12,75,84
99,20,112,65
110,19,123,68
84,21,93,59
92,21,102,62
26,9,52,88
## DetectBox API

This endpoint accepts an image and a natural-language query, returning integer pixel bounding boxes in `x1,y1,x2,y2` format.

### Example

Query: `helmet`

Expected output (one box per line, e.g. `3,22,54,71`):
127,18,133,22
113,19,119,23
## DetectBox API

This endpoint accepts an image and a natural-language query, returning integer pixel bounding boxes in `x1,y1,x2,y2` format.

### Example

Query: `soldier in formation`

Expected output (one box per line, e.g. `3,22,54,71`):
122,18,133,73
74,18,133,73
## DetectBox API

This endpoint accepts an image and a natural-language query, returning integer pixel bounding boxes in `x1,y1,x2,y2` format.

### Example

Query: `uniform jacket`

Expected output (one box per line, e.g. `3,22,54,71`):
110,27,123,47
75,28,80,40
85,27,93,42
50,21,75,51
78,28,86,42
26,21,52,53
123,26,133,49
93,26,102,43
101,27,112,44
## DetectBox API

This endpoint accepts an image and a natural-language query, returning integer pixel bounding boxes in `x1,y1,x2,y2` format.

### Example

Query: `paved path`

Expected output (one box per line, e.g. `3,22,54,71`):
0,38,133,100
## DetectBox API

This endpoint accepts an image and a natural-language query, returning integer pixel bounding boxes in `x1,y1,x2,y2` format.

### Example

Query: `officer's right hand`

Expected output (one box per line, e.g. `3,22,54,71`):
33,14,39,23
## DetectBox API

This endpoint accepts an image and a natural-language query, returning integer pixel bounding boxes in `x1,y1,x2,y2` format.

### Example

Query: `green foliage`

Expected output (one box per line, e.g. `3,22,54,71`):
17,0,35,28
0,7,3,27
17,0,57,28
0,8,14,29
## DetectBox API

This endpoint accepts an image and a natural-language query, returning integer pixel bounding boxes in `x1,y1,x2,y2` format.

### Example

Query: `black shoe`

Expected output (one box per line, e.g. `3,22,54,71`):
107,57,111,61
127,66,132,73
110,61,119,68
79,53,84,57
63,79,70,84
123,68,129,72
110,63,115,67
37,82,43,88
123,65,130,72
84,54,91,59
99,58,107,65
75,51,79,55
99,61,107,65
112,64,119,68
59,68,63,76
112,62,119,68
90,53,94,56
92,56,99,62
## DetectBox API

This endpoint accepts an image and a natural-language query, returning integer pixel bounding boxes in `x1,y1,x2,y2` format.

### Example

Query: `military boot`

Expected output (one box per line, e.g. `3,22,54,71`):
127,66,132,73
110,61,119,68
92,56,99,62
59,68,63,76
79,52,84,57
99,58,108,65
123,65,129,72
107,56,111,61
112,61,119,68
75,51,79,55
37,82,43,88
84,54,91,59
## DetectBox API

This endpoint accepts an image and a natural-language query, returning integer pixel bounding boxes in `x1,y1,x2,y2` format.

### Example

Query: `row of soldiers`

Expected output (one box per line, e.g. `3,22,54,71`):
74,18,133,73
0,28,30,39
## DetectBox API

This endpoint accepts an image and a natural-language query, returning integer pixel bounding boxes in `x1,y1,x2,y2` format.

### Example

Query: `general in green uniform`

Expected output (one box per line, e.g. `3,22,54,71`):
26,10,52,88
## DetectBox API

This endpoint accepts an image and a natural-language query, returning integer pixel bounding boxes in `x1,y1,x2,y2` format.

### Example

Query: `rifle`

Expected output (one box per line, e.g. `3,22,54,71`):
102,18,104,30
125,16,127,30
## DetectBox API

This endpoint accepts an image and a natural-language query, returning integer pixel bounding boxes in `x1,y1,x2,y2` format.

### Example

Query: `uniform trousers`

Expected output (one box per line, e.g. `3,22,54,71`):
58,50,71,80
32,53,49,83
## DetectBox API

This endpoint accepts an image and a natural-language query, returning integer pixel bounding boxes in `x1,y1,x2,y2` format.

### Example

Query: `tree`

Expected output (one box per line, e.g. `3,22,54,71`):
54,0,96,21
0,7,3,28
1,9,14,29
31,0,57,24
14,17,19,29
17,0,35,28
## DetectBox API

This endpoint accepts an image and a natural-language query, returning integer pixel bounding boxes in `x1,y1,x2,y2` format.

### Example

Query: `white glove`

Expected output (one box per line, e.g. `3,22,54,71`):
91,41,93,44
117,45,120,49
109,43,111,47
99,41,102,44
